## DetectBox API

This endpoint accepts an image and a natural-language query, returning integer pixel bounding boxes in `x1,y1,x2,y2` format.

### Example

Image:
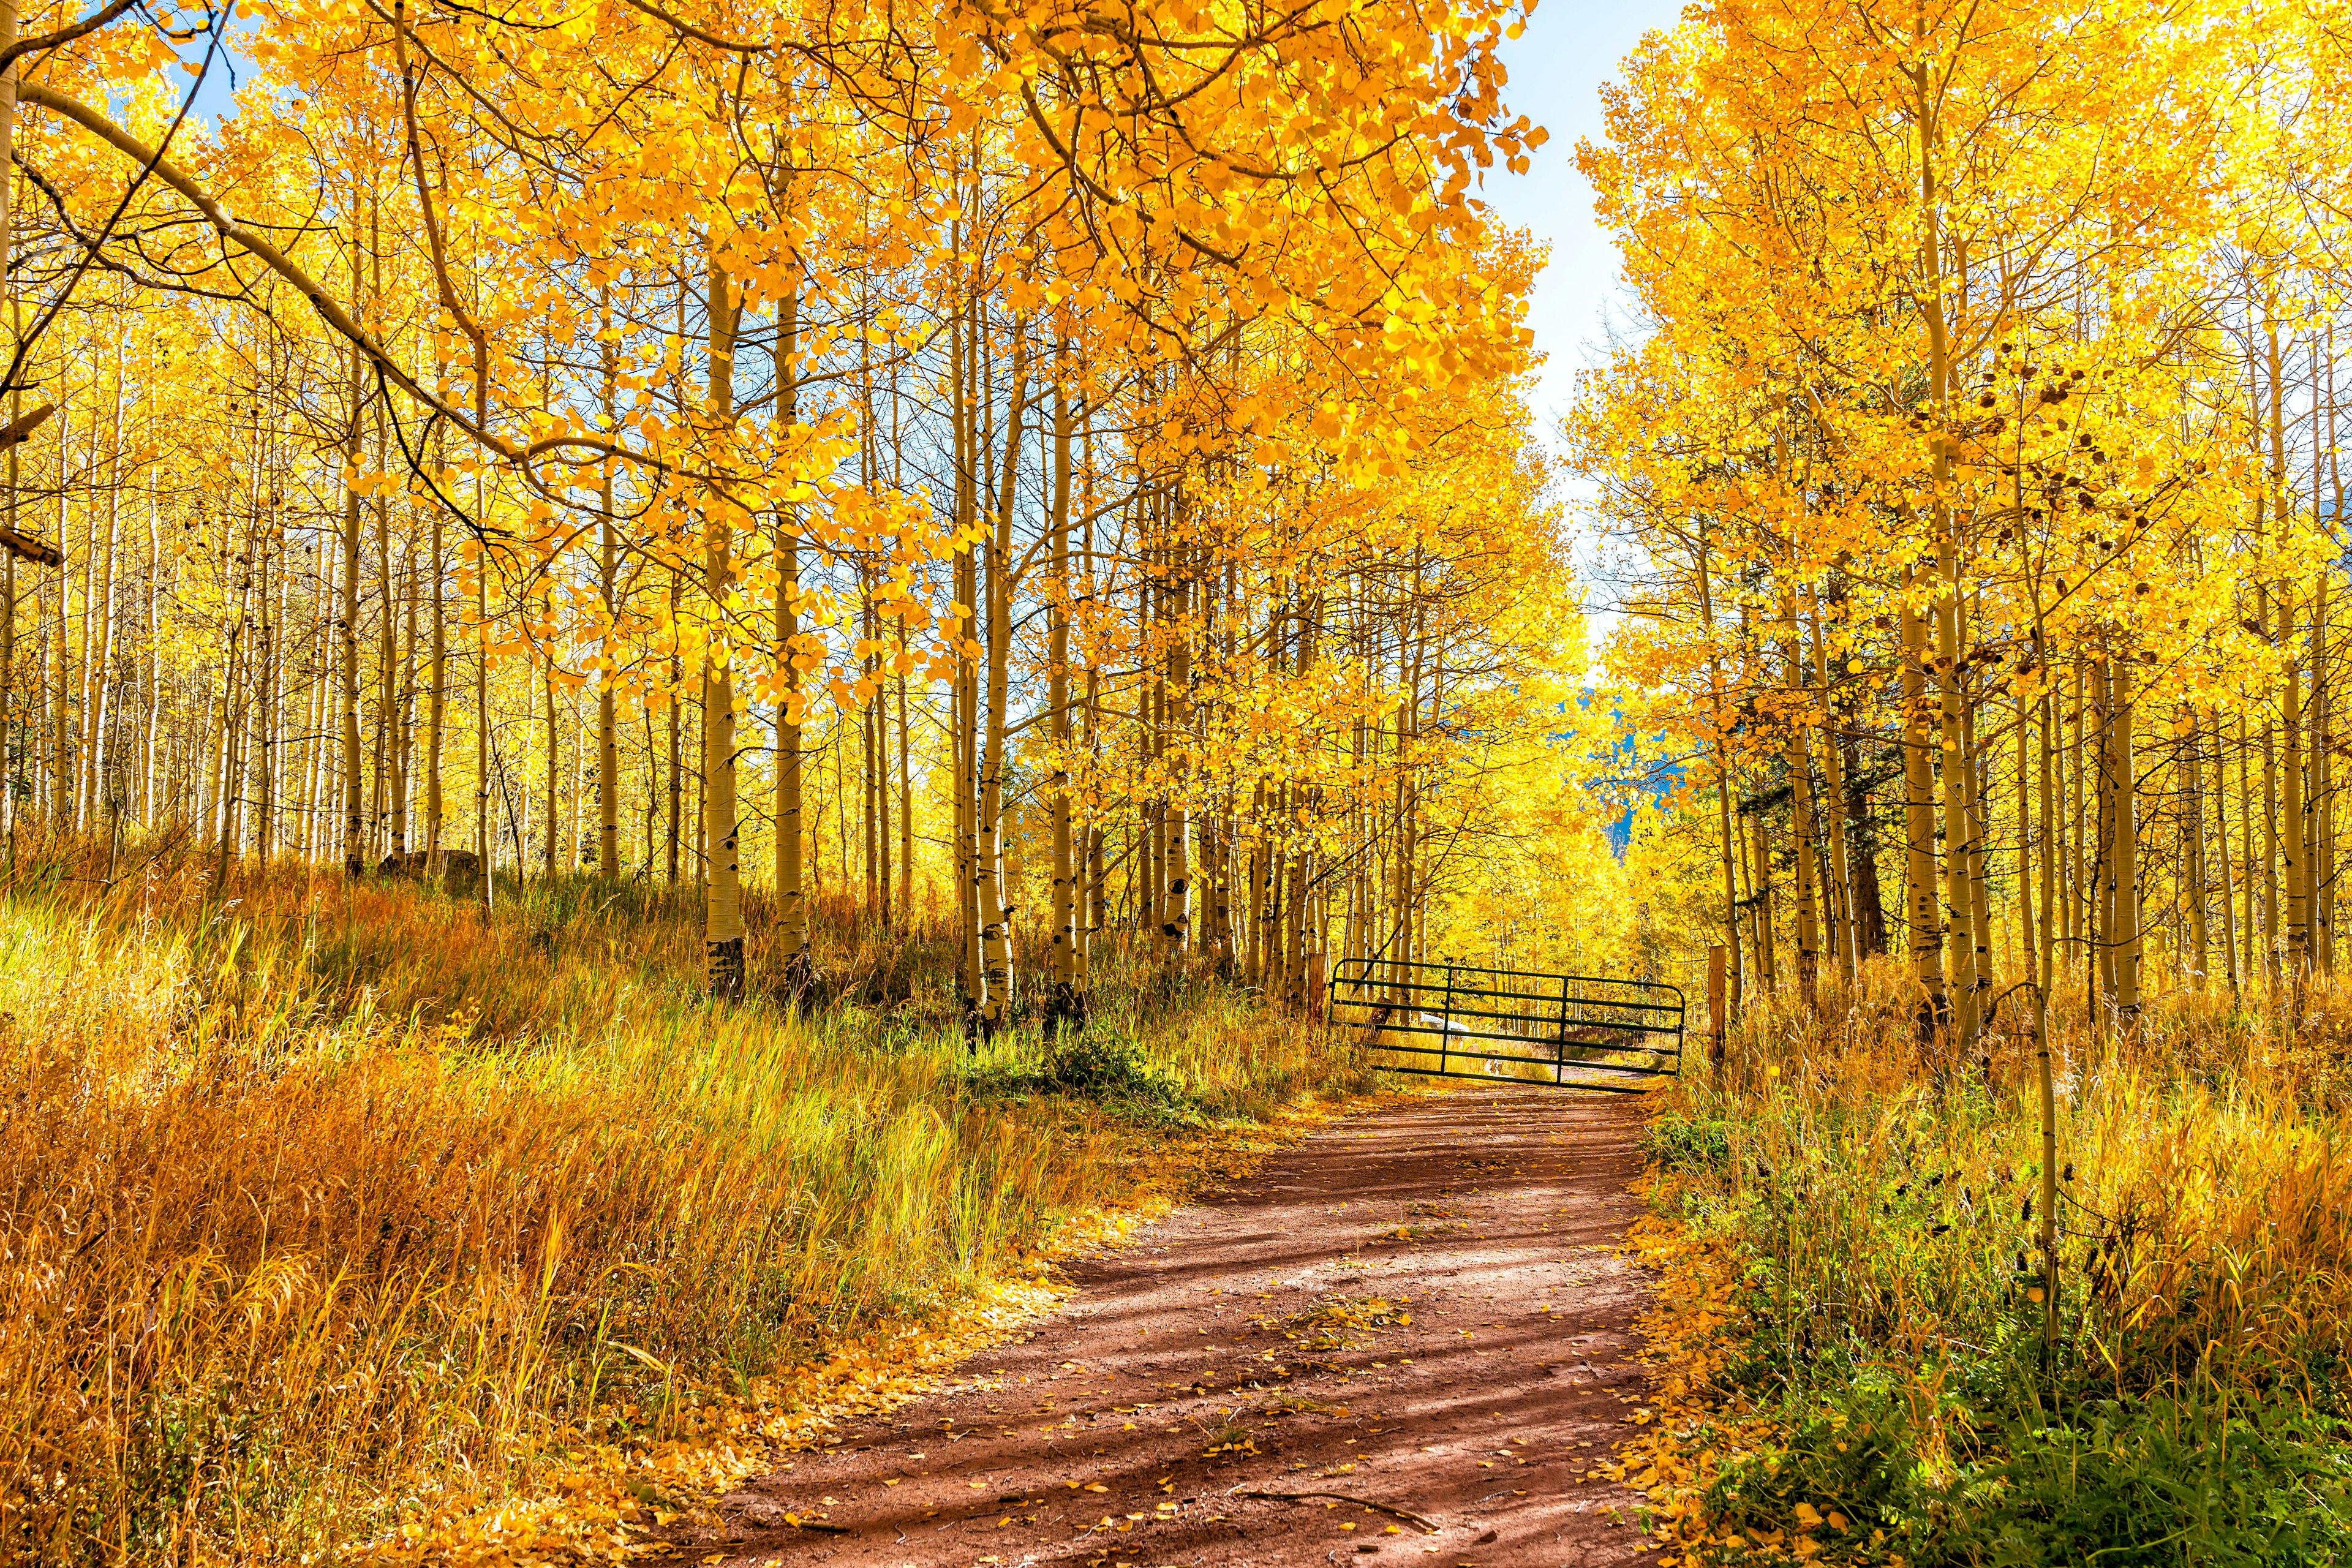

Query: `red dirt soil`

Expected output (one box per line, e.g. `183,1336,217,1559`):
690,1087,1660,1568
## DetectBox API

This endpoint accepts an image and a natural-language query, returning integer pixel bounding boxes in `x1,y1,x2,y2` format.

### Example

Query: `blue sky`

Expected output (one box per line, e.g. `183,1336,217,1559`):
1476,0,1688,659
1481,0,1685,435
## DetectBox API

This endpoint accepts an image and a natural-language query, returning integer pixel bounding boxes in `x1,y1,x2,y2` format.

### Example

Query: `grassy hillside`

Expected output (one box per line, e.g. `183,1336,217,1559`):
1,840,1366,1564
1623,965,2352,1565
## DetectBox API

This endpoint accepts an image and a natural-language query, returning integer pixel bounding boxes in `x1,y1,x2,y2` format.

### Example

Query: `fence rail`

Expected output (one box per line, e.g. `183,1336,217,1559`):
1327,958,1684,1093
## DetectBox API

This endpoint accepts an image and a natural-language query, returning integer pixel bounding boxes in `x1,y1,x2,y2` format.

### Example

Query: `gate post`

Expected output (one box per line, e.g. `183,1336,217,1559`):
1708,944,1727,1077
1555,971,1572,1085
1440,963,1457,1077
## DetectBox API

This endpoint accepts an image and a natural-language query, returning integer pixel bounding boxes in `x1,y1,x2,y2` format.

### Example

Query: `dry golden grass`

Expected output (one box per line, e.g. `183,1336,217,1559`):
1691,959,2352,1401
0,837,1357,1565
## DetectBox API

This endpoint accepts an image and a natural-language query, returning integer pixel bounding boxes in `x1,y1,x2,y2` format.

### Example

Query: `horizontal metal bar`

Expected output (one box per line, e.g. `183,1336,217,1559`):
1330,1010,1685,1042
1338,1025,1683,1058
1330,957,1686,1003
1336,992,1684,1030
1361,1044,1681,1078
1356,1002,1681,1031
1371,1063,1661,1094
1330,986,1684,1020
1329,971,1682,1001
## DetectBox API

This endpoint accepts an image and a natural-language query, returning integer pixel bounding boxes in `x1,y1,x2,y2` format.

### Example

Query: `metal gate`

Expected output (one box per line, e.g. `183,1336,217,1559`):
1327,958,1685,1093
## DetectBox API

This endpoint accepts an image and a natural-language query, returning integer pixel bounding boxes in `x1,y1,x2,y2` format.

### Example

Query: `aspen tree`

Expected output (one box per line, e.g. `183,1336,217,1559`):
339,214,366,877
701,252,746,1000
1901,560,1949,1047
0,0,17,845
424,428,447,875
597,307,620,878
1810,582,1854,990
774,281,809,984
2266,282,2309,991
2114,655,2141,1019
1697,523,1742,1011
949,284,983,1030
973,331,1029,1036
1047,363,1083,1025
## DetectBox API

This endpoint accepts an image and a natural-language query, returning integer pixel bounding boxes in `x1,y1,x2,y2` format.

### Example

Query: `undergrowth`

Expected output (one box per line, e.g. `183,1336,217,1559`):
1628,960,2352,1567
0,835,1365,1564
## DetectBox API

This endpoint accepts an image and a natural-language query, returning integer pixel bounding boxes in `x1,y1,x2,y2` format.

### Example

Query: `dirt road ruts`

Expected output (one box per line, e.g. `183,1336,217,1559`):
690,1087,1659,1568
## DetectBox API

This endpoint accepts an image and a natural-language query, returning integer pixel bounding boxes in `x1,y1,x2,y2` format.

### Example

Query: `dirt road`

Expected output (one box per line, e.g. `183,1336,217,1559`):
693,1087,1659,1568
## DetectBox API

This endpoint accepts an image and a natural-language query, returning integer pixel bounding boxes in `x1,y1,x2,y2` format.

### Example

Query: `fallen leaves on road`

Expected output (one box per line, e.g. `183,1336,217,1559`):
1601,1170,1793,1565
346,1099,1368,1567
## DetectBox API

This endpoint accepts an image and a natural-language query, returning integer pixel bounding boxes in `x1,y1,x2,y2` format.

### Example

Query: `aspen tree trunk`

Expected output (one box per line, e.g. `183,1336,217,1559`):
90,395,120,826
701,254,747,1000
50,559,67,838
2185,710,2207,985
1391,599,1424,985
63,410,83,834
1962,679,1994,1005
252,522,273,859
2091,655,2115,1020
2215,706,2241,996
142,499,163,831
974,335,1029,1036
2114,657,2141,1020
597,316,620,877
1283,825,1308,1009
1747,802,1776,989
2240,711,2258,984
898,648,913,928
1811,584,1853,990
461,303,492,910
1166,559,1193,952
773,284,809,982
640,707,656,869
2285,594,2309,993
1297,602,1324,1004
1047,369,1082,1023
325,235,362,872
859,590,877,917
2039,676,2057,1001
542,659,559,874
665,568,681,885
2063,657,2082,986
1900,561,1949,1047
694,695,707,908
2315,578,2335,974
1847,736,1887,956
475,551,493,902
1249,778,1271,987
89,370,119,827
2264,290,2306,993
391,530,413,859
1698,530,1738,1006
1082,470,1104,955
2018,687,2038,991
568,693,584,869
873,601,890,922
1780,592,1820,1007
53,399,74,839
0,0,15,845
1937,575,1976,1049
213,531,243,870
423,516,446,869
1140,587,1161,943
2323,369,2344,975
950,293,984,1027
2262,697,2280,986
1915,81,1968,1054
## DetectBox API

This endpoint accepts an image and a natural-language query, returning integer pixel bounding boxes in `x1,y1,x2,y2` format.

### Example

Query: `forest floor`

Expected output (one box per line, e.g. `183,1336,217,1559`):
676,1087,1660,1568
